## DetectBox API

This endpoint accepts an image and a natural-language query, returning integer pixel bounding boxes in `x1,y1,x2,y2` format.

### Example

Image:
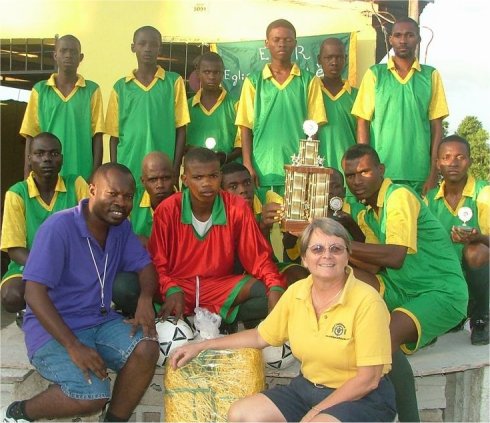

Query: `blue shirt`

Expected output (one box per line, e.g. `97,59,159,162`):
22,199,151,359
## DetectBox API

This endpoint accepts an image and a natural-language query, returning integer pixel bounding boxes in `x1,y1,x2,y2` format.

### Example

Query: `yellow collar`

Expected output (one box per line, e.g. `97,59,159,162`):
434,175,477,200
47,73,86,87
294,267,356,307
387,56,421,72
125,65,165,82
191,87,227,107
366,178,393,210
262,63,301,79
26,172,66,198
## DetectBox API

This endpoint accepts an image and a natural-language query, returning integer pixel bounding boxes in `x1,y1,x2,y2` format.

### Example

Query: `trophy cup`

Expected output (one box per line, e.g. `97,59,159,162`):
281,120,339,232
205,137,217,150
456,206,473,232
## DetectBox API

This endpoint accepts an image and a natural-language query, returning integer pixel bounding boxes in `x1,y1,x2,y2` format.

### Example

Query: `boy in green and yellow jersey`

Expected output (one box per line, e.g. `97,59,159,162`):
352,17,448,195
236,19,326,203
187,52,241,164
105,26,190,184
317,38,358,175
1,133,88,314
20,35,104,181
425,135,489,345
342,144,468,422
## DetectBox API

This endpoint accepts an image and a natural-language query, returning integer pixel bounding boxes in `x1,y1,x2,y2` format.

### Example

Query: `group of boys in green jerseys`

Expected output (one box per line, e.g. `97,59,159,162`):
5,15,486,423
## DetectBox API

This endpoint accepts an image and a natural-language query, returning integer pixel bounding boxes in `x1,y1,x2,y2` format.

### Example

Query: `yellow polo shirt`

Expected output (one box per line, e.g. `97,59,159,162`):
258,268,391,388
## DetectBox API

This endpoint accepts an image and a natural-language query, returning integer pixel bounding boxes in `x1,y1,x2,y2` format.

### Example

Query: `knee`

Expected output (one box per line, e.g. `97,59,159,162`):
228,400,248,422
1,279,26,312
464,244,489,269
131,339,159,366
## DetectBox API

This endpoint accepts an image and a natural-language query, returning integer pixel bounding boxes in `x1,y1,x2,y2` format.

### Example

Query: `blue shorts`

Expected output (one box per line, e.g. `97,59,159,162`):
31,317,156,400
263,374,396,422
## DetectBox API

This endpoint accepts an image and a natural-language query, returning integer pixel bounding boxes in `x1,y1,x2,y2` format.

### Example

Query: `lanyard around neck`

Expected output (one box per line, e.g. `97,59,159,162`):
86,238,109,315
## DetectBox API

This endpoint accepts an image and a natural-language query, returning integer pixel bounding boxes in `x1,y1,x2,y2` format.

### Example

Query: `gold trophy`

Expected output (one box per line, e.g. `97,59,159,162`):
281,120,338,232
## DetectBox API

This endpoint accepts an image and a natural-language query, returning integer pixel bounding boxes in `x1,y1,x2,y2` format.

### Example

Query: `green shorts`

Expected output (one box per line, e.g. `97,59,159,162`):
379,274,467,354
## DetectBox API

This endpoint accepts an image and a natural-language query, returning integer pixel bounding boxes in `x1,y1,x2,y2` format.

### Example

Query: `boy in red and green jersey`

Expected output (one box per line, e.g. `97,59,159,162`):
148,148,286,326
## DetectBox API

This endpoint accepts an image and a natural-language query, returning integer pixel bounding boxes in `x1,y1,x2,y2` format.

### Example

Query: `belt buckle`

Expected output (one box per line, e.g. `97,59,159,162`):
313,382,326,389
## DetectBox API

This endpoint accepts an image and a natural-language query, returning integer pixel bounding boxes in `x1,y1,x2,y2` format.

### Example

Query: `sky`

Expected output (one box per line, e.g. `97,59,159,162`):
419,0,490,133
1,0,489,135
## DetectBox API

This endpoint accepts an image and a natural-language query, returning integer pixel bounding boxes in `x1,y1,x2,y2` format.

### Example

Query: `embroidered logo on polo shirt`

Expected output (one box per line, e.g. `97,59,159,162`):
325,323,349,340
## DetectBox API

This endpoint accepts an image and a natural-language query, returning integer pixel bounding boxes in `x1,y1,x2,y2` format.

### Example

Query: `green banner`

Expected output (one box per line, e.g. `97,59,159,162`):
212,32,356,100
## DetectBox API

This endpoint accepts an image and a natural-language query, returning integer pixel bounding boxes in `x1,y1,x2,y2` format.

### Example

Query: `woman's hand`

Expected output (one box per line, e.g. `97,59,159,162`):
169,341,205,369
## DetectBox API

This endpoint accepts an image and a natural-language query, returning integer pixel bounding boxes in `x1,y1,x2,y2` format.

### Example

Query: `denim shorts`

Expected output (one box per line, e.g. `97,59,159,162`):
31,317,155,400
263,374,397,422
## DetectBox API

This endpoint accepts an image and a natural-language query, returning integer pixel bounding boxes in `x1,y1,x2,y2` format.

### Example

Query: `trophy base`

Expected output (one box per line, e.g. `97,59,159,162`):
455,225,473,232
281,219,309,233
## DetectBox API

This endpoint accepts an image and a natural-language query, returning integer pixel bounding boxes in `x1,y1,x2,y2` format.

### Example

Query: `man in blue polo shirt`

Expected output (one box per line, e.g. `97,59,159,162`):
1,163,159,422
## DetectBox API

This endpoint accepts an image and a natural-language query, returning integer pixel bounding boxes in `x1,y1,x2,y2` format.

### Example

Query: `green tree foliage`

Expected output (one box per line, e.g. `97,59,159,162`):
456,116,490,181
442,119,449,137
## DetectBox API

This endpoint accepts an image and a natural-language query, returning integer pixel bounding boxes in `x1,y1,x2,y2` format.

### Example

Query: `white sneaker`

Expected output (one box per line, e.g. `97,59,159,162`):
0,405,30,423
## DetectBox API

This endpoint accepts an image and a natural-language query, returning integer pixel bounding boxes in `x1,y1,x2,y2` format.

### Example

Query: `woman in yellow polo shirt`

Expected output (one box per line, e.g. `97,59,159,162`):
170,218,396,422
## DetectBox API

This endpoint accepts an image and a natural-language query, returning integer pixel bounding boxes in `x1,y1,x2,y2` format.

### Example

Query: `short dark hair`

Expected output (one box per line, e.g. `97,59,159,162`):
221,162,250,176
342,144,381,165
319,37,345,55
266,19,296,38
194,51,224,70
439,135,471,156
184,147,220,170
30,132,62,153
133,26,162,43
56,34,81,51
391,17,420,36
92,162,135,186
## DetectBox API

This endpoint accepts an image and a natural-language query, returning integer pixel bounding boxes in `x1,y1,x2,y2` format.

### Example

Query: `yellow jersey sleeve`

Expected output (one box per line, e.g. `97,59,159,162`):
233,101,242,147
75,177,90,201
307,76,327,125
91,87,105,134
174,76,191,128
0,192,27,251
19,89,40,137
357,209,380,244
235,78,256,129
105,88,119,137
351,68,376,121
428,70,449,120
385,188,420,253
477,186,490,236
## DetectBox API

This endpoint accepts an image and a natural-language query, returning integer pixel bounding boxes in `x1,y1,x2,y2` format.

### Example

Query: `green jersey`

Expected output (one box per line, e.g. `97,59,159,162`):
131,187,154,239
30,78,101,180
362,181,467,311
111,70,184,182
187,89,238,153
318,82,358,171
368,64,435,181
425,176,489,261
